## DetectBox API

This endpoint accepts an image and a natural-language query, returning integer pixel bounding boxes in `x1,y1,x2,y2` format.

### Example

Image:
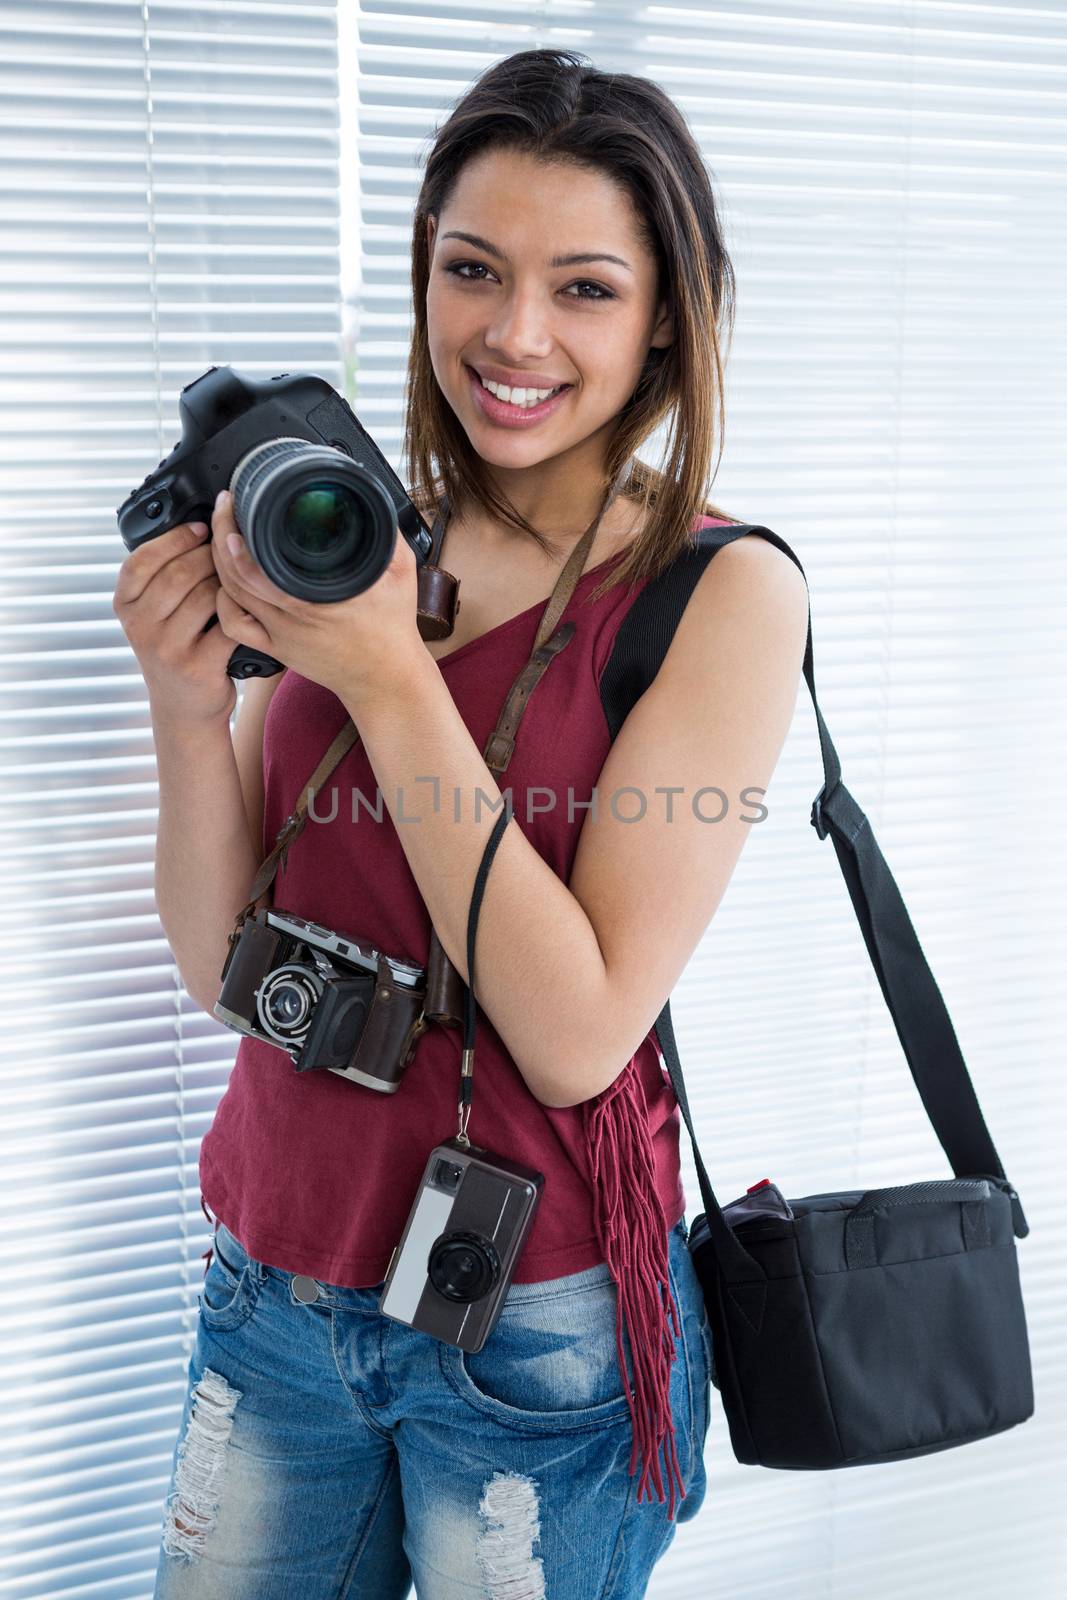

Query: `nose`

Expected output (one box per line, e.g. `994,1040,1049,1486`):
482,283,555,366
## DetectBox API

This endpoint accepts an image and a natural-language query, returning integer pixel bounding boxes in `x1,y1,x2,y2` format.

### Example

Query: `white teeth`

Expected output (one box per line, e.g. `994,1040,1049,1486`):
479,374,564,408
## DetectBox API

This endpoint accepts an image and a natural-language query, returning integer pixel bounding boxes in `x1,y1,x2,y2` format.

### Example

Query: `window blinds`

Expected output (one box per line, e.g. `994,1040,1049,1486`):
0,3,343,1595
350,5,1061,1599
2,1,1062,1595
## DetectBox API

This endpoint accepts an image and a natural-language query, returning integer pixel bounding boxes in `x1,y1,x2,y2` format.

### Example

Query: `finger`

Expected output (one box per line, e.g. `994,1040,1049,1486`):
211,490,292,617
151,543,219,625
117,539,215,629
153,573,220,650
203,613,246,677
223,528,293,615
114,520,210,608
393,525,415,569
215,579,276,655
209,536,277,624
180,572,226,638
208,491,258,604
213,563,276,641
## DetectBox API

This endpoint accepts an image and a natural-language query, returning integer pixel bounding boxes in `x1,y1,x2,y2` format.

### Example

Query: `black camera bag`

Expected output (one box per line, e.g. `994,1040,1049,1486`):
598,520,1034,1470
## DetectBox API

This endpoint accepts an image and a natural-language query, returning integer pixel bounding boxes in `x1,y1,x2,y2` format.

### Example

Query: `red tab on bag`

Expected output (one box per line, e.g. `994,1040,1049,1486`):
746,1179,773,1193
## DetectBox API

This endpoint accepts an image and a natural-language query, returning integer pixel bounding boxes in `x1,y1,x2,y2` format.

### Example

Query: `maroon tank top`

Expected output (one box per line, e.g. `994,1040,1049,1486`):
199,512,732,1518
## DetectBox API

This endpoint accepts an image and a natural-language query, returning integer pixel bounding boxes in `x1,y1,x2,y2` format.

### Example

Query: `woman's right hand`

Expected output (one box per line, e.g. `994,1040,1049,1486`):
113,520,241,726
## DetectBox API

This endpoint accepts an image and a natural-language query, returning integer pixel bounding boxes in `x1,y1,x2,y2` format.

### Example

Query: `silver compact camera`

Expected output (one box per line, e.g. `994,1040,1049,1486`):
214,906,428,1092
379,1137,544,1352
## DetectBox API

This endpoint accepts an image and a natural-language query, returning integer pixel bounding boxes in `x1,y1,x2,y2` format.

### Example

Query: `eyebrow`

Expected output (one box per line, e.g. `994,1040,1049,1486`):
440,230,634,274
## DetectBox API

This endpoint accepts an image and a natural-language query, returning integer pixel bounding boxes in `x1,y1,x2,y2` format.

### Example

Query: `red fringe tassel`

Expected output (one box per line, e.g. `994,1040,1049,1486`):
584,1060,686,1522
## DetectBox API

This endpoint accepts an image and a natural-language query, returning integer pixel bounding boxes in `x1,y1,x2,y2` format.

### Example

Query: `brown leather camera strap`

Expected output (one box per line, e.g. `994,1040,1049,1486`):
228,489,616,1028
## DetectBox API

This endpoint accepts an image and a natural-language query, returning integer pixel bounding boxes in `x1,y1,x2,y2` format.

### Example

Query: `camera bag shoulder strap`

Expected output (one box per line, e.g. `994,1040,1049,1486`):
226,493,607,1030
597,521,1028,1280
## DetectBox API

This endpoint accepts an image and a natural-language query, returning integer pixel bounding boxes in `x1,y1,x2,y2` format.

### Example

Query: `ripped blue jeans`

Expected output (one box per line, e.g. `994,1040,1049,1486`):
153,1213,713,1599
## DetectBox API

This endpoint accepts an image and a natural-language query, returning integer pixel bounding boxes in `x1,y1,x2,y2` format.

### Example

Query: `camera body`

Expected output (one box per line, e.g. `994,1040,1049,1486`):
215,906,427,1092
378,1137,544,1352
116,366,437,679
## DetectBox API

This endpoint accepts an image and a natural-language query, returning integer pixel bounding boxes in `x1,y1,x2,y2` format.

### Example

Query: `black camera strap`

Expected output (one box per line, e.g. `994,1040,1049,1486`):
455,802,515,1146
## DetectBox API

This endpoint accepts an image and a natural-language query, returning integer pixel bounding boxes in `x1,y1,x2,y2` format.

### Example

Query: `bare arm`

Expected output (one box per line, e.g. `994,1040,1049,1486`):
153,675,282,1013
112,517,286,1016
339,533,809,1108
231,672,280,861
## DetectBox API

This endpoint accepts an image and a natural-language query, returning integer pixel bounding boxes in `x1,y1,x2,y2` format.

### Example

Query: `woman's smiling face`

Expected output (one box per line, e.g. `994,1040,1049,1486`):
425,147,672,475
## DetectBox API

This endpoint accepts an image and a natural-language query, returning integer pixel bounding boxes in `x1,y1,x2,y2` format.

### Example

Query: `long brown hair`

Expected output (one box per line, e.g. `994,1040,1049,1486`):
404,47,741,605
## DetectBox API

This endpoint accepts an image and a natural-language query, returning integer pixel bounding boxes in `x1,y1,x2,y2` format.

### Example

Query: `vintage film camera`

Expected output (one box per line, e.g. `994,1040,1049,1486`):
215,906,428,1093
116,364,439,679
378,1137,544,1352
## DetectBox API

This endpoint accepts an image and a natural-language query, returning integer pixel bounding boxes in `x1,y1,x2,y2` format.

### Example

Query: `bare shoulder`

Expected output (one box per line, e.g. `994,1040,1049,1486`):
646,527,810,798
657,528,809,687
705,526,806,587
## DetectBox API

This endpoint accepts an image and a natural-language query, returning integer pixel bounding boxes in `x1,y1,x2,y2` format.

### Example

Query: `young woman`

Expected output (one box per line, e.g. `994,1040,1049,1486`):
117,47,808,1600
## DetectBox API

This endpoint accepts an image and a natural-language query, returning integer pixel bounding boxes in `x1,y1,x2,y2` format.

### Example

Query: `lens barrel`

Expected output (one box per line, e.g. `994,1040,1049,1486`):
428,1231,501,1304
229,436,398,602
257,963,324,1044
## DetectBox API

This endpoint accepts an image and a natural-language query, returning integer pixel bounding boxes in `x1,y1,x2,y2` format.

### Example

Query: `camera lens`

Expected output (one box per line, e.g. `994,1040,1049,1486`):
257,962,323,1045
427,1230,500,1304
268,985,306,1025
281,484,362,569
229,436,398,603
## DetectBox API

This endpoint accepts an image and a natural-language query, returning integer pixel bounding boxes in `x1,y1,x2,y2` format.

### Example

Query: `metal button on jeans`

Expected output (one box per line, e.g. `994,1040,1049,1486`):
292,1275,321,1304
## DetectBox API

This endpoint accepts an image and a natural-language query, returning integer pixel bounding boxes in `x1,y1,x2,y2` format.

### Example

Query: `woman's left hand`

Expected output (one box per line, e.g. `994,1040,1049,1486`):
209,489,425,703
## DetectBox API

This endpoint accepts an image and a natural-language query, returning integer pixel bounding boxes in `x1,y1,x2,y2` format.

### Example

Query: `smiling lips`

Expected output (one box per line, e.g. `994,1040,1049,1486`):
465,364,574,428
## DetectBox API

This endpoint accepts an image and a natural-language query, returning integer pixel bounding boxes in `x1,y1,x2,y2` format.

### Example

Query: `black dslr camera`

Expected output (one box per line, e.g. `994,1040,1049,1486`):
116,365,437,679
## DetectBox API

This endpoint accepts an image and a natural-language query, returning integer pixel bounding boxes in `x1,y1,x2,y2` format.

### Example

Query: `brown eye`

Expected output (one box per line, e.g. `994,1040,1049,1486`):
445,261,493,283
564,281,615,302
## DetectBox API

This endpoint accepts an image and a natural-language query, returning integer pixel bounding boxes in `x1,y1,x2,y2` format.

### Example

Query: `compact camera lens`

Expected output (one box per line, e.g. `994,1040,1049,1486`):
229,436,398,603
257,962,323,1045
427,1230,500,1304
